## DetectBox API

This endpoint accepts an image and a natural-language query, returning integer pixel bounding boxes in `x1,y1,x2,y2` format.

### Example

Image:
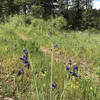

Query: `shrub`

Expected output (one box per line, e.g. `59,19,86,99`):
30,5,44,18
48,16,67,30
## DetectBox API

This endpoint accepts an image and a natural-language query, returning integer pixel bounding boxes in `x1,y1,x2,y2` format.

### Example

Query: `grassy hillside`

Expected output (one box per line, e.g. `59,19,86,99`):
0,15,100,100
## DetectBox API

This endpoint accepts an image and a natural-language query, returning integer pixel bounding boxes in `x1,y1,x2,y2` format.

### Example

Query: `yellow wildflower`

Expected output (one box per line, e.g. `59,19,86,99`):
90,87,93,90
40,70,46,77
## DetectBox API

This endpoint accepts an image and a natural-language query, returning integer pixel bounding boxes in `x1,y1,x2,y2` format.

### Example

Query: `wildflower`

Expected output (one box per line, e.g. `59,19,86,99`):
70,82,75,88
52,83,57,88
24,62,30,69
70,83,73,88
70,82,79,89
66,66,70,71
23,48,28,55
72,71,78,77
30,50,32,54
23,48,27,52
5,47,8,51
14,44,16,47
74,85,79,89
90,87,93,90
68,60,72,66
41,70,45,74
20,56,28,65
40,70,46,77
73,64,78,71
18,69,24,76
2,39,7,42
65,60,81,79
54,43,58,48
71,78,73,80
20,56,27,61
78,76,81,79
20,48,30,69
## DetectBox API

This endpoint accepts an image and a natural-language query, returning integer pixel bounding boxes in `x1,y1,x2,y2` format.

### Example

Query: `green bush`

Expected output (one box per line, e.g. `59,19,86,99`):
0,15,68,36
31,5,44,18
48,16,67,30
88,28,99,34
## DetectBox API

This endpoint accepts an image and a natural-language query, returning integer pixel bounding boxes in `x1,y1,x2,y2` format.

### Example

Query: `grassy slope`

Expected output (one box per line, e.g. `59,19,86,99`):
0,15,100,100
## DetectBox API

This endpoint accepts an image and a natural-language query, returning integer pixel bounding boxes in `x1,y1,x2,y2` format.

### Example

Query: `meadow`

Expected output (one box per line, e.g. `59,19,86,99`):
0,15,100,100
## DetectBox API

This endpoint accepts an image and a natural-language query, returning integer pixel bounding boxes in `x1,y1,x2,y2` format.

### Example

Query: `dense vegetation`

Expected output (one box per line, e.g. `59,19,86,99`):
0,0,100,100
0,0,100,30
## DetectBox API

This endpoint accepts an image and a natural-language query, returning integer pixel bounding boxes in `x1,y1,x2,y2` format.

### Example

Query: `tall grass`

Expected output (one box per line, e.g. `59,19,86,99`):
50,43,54,100
29,54,39,100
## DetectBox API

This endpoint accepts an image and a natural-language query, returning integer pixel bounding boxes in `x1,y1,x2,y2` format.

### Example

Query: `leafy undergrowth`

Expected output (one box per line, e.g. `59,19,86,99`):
0,15,100,100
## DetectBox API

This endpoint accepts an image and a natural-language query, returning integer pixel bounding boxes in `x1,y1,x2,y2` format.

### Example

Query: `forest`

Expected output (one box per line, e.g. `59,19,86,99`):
0,0,100,30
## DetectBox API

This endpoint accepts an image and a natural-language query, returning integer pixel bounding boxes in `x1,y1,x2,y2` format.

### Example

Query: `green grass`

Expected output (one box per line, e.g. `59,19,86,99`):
0,15,100,100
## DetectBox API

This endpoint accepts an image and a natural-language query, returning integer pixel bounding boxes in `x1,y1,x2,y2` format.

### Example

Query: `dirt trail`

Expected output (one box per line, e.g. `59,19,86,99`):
17,32,66,62
40,46,67,62
17,33,32,41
